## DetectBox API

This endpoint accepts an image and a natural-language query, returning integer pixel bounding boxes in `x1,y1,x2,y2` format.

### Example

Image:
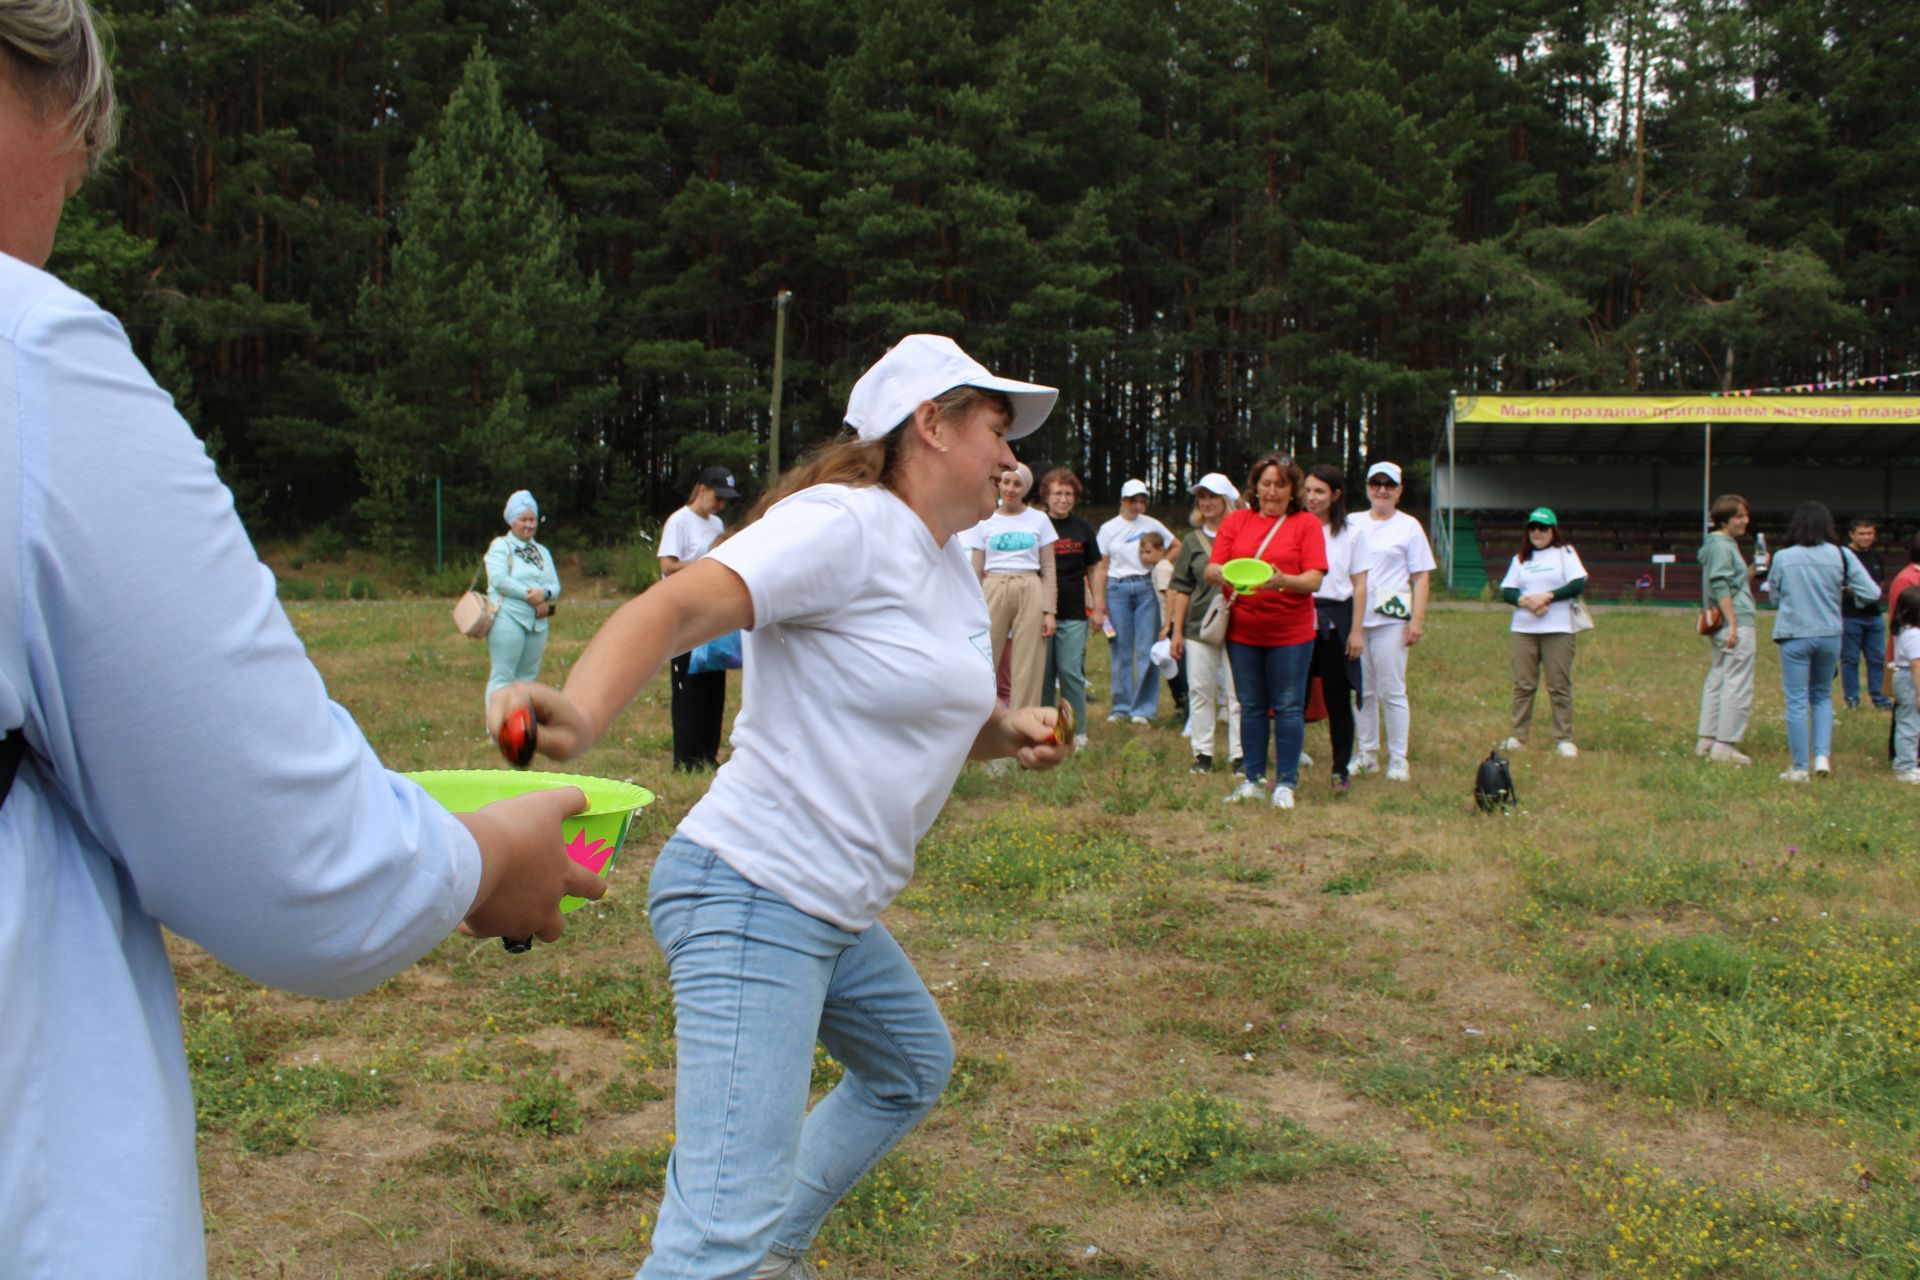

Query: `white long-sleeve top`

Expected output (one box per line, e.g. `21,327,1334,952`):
0,252,482,1278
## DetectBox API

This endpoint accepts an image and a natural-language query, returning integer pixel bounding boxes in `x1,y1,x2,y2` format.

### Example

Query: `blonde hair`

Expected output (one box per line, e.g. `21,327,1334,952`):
740,385,1013,529
1,0,118,164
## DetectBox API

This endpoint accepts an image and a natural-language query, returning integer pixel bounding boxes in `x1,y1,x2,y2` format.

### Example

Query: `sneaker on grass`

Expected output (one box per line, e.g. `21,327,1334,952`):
1190,754,1213,774
1555,741,1578,758
1271,784,1295,810
1499,736,1525,751
1709,743,1751,766
1385,757,1410,783
1224,779,1265,804
1350,752,1379,775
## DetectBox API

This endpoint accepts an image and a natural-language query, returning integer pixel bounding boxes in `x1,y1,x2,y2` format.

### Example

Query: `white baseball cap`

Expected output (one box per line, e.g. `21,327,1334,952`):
845,335,1058,442
1189,472,1239,503
1366,461,1403,484
1119,478,1149,499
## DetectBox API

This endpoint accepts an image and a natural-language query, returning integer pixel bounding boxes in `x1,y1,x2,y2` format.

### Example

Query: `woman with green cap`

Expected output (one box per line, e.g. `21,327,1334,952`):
1498,509,1588,757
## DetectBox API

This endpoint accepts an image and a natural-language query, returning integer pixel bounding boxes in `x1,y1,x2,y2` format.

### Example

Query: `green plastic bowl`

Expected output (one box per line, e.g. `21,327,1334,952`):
406,770,653,912
1221,557,1275,594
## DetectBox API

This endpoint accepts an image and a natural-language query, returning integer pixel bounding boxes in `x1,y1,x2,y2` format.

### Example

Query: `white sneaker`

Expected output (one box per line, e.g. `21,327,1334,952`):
1813,755,1832,778
1074,734,1089,750
1272,784,1295,810
1107,712,1127,724
1779,768,1811,783
1895,770,1920,785
1130,715,1152,726
982,757,1016,778
1298,751,1313,769
1499,736,1525,751
752,1256,821,1280
1225,779,1265,803
1710,744,1751,766
1555,741,1578,758
1695,736,1714,757
1350,752,1379,775
1385,757,1410,782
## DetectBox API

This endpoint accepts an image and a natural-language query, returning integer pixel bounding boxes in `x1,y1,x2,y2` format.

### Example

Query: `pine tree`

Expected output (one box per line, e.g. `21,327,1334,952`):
350,40,607,555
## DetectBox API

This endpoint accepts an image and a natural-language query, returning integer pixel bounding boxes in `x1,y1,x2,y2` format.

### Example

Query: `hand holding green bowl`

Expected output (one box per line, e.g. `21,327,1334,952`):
408,770,654,937
1221,558,1275,594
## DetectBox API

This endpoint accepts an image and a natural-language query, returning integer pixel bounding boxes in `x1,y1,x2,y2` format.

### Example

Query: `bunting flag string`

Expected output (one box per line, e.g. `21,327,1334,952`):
1710,370,1920,397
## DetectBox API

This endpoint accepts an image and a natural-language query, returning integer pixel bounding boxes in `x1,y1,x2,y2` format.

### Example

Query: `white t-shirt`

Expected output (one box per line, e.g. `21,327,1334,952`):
1097,513,1175,579
1894,627,1920,669
679,484,998,931
1313,514,1372,603
1500,545,1590,634
1354,510,1436,628
961,506,1057,574
658,504,725,564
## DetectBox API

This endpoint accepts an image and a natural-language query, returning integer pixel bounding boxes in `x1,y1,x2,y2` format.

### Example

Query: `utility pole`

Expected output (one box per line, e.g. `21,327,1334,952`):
769,290,793,480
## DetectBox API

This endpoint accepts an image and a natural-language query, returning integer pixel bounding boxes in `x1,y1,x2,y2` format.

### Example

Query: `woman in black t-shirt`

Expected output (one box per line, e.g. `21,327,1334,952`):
1036,467,1102,748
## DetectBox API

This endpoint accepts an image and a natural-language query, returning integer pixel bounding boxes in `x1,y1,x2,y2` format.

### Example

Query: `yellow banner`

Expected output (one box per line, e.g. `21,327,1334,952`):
1453,394,1920,425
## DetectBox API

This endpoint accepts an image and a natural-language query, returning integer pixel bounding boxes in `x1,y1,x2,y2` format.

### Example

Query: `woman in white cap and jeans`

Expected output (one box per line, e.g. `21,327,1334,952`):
1350,461,1433,782
658,465,740,771
485,490,562,707
1097,479,1175,722
489,334,1070,1280
1167,472,1242,772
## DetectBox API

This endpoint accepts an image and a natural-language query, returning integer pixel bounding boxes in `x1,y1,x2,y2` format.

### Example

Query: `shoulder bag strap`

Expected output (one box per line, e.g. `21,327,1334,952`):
1251,512,1287,561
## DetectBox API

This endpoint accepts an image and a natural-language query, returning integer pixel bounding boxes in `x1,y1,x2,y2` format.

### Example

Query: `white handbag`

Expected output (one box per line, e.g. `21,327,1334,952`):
452,563,497,638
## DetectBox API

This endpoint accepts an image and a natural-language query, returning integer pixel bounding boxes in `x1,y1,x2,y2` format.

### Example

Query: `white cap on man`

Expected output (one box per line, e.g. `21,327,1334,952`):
844,334,1058,442
1366,461,1403,484
1189,472,1239,503
1119,478,1149,499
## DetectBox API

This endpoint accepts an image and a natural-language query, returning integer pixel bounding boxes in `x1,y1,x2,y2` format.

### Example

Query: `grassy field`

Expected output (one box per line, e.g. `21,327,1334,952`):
181,600,1920,1279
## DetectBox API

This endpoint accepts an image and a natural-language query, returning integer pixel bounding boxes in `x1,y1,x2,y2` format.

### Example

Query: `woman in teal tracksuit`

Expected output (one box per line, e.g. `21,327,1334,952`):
486,490,563,706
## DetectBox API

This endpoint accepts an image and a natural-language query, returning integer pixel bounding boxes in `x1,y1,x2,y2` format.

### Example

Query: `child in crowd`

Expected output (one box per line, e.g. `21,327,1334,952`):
1886,589,1920,783
1140,532,1187,721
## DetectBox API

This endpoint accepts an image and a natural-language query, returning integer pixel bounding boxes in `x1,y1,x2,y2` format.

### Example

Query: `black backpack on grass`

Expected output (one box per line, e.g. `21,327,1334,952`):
1474,747,1517,812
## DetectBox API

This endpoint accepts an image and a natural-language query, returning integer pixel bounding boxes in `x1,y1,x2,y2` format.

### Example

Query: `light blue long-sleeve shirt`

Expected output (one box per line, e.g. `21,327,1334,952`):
0,253,482,1278
1766,542,1881,641
486,533,562,633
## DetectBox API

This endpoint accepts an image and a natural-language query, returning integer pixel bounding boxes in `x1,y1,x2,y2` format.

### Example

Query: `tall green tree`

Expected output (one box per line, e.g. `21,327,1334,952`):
349,41,608,555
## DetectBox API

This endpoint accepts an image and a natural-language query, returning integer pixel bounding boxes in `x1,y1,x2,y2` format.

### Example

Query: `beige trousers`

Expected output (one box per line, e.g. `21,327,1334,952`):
1510,631,1576,745
985,572,1047,710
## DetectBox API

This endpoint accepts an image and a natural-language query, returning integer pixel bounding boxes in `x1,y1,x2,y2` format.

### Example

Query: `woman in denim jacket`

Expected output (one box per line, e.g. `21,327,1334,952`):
1766,500,1880,782
485,490,562,706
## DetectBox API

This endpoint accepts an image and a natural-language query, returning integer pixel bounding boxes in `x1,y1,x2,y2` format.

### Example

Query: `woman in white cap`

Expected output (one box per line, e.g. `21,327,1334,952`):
658,465,741,771
963,461,1058,716
1350,461,1434,782
490,334,1070,1280
1096,479,1175,723
1498,508,1588,757
1167,471,1242,773
485,490,562,707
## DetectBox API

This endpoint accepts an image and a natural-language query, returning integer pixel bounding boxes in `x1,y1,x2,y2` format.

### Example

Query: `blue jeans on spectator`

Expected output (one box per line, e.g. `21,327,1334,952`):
639,838,953,1280
1228,639,1314,788
1840,614,1892,708
1043,618,1090,737
1107,575,1161,719
1778,634,1841,772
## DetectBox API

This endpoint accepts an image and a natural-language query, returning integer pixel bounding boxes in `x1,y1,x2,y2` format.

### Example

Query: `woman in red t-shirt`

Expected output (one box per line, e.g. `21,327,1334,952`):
1205,453,1327,809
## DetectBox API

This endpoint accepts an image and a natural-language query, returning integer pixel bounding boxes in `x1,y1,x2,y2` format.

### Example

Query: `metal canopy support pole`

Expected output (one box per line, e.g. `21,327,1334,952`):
1702,422,1712,539
769,290,793,481
1446,393,1457,590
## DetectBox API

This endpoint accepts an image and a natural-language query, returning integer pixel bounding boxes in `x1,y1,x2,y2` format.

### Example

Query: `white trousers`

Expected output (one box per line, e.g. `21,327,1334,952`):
1357,621,1411,760
1182,638,1241,761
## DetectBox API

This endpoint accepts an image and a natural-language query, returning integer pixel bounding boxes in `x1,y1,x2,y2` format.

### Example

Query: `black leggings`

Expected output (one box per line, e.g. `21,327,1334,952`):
669,652,727,771
1308,606,1360,778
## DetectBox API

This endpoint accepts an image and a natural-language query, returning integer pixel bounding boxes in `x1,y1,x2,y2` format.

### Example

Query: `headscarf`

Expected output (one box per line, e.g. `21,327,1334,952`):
503,491,544,568
504,490,538,526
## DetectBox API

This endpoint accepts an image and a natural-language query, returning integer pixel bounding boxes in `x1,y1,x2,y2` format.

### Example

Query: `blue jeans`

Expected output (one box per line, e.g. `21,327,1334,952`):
1840,615,1891,707
1227,639,1314,787
639,838,953,1279
1042,618,1090,736
1895,669,1919,773
1107,575,1161,719
1778,635,1841,771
